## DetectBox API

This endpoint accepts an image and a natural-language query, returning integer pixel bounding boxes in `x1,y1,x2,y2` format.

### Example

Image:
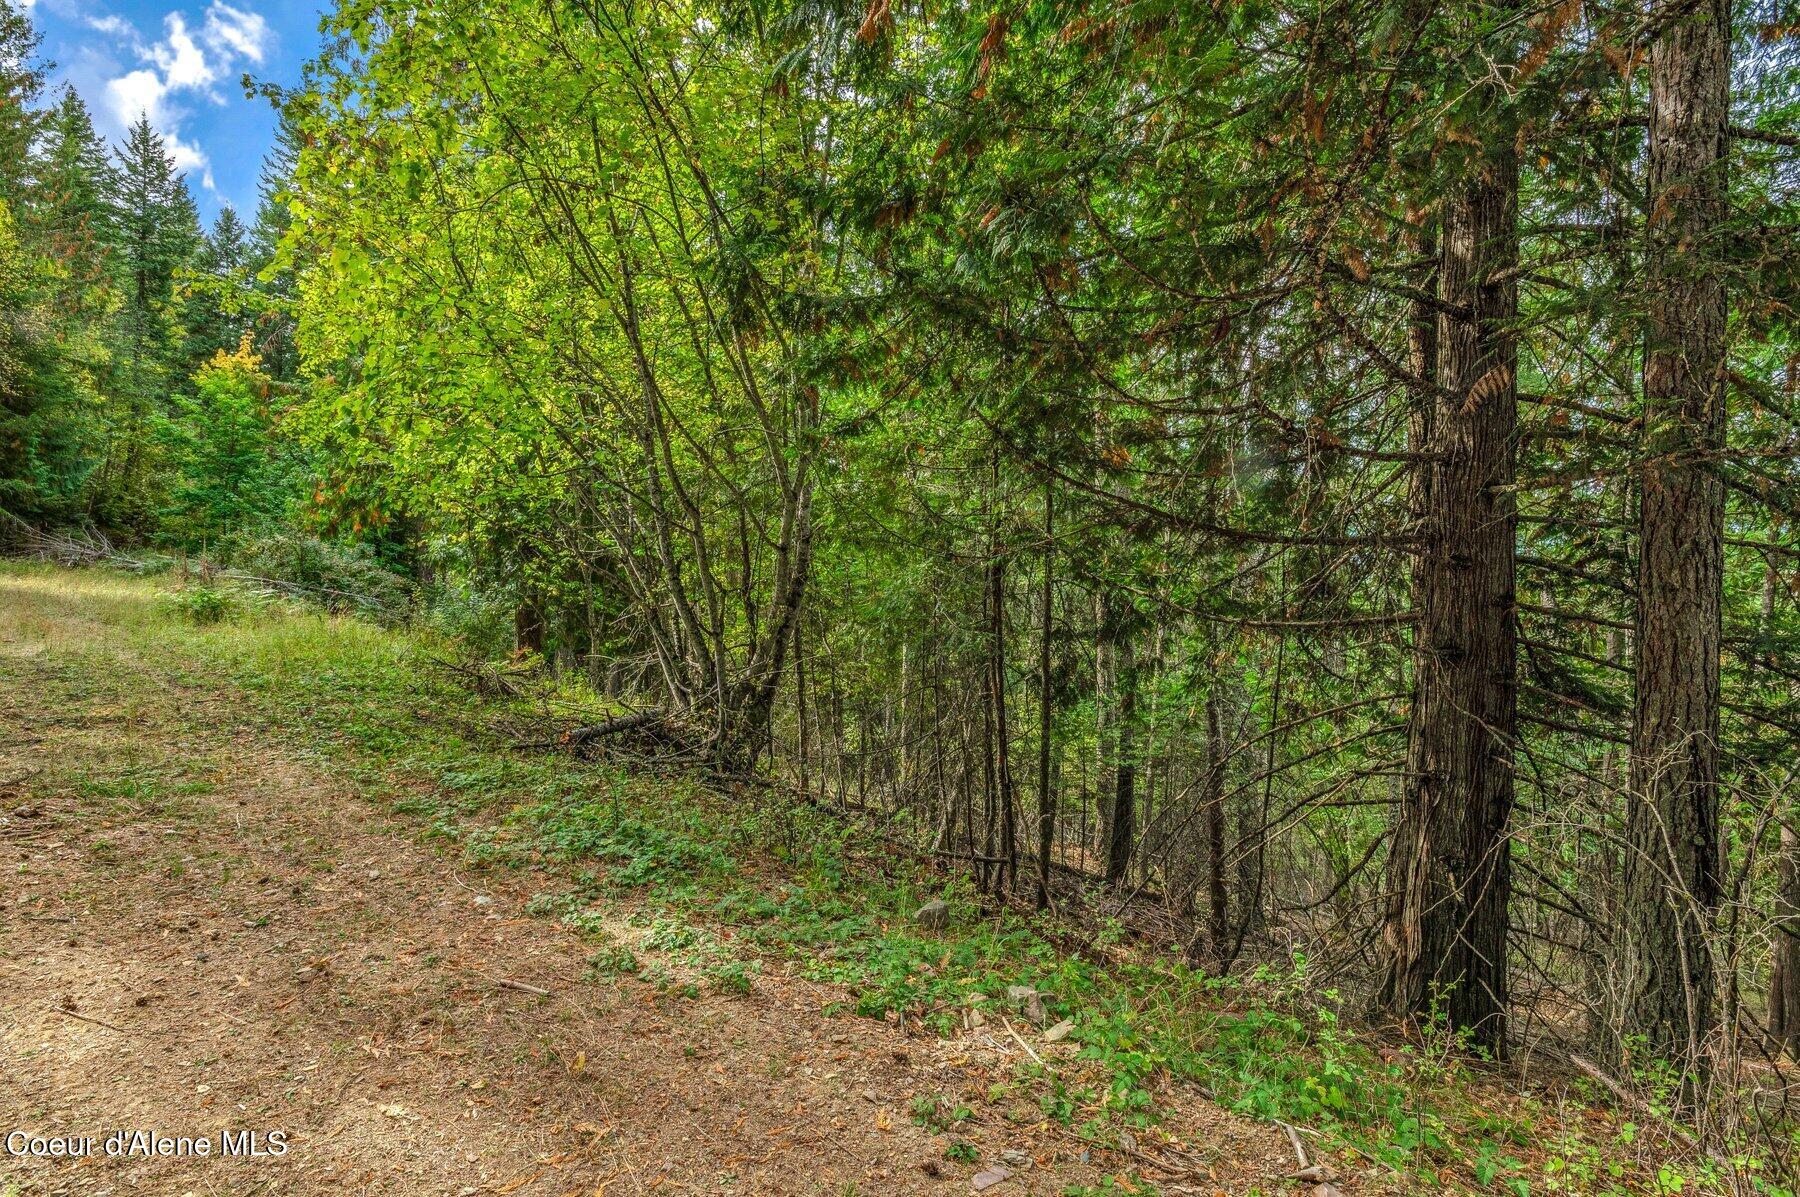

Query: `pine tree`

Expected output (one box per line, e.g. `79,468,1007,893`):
28,89,118,300
185,205,254,367
0,1,94,520
0,194,96,519
94,116,201,528
247,111,303,382
1621,0,1732,1084
0,0,45,203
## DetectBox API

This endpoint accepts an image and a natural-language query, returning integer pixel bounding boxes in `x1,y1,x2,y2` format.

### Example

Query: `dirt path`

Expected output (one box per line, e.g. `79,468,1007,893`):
0,572,1297,1197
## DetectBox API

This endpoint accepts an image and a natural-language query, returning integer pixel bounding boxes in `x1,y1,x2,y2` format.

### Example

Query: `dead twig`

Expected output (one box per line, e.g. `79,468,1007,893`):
997,1011,1053,1073
1277,1119,1311,1168
1567,1053,1701,1153
52,1007,126,1033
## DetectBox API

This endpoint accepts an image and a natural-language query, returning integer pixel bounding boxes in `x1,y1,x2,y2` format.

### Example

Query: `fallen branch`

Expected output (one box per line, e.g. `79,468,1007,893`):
1277,1119,1311,1168
493,977,551,997
53,1007,126,1033
1567,1053,1700,1153
564,710,666,745
997,1012,1053,1073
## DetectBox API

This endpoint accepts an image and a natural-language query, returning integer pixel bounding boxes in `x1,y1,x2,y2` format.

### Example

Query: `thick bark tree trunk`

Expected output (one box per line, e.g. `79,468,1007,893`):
1384,120,1519,1055
1621,0,1729,1074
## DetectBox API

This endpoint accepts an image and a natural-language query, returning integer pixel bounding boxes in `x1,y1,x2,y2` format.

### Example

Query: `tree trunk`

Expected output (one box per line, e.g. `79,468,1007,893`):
1383,112,1519,1054
1772,822,1800,1059
1105,639,1137,886
1203,691,1229,959
989,553,1018,893
513,600,545,658
1094,592,1117,861
1035,478,1056,910
794,614,809,798
1621,0,1730,1075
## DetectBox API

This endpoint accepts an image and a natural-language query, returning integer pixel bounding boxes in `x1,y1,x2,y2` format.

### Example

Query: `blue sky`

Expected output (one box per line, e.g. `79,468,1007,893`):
20,0,324,223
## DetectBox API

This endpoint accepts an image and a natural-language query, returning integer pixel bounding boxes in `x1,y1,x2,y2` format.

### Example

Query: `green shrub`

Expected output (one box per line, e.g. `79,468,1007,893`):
226,532,412,620
170,584,236,625
422,579,516,657
583,946,640,979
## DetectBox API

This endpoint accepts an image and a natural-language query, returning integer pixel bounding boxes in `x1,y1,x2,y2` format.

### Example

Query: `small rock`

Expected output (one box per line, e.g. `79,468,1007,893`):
194,951,210,962
971,1165,1012,1191
1310,1185,1345,1197
913,899,950,929
472,895,495,910
1004,985,1052,1024
366,869,381,881
999,1150,1029,1167
13,804,41,818
1043,1019,1075,1043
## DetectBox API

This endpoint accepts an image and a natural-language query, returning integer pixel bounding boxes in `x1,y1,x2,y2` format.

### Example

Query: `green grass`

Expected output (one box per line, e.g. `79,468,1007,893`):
1,560,1790,1197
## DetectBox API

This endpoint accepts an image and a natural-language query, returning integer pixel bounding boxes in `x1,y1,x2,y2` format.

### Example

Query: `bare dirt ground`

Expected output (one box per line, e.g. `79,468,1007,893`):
0,575,1301,1197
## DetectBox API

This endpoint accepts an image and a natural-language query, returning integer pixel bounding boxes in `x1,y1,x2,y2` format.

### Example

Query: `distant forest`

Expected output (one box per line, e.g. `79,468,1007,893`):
3,0,1798,1136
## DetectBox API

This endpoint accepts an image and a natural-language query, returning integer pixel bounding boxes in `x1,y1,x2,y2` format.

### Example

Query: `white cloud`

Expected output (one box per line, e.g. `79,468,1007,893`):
106,68,169,127
203,4,270,65
149,14,218,90
96,3,275,195
165,132,215,191
84,14,138,40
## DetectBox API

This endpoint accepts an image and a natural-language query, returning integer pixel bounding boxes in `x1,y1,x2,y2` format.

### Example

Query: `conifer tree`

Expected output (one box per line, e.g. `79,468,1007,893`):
0,0,44,202
95,117,202,526
28,89,118,302
246,113,303,382
185,206,254,367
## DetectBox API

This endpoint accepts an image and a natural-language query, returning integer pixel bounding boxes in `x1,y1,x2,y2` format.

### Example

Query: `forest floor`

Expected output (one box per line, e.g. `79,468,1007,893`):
0,565,1305,1197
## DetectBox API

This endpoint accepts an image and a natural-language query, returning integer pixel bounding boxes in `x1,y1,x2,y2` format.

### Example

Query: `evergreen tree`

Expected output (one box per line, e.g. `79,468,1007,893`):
0,0,44,202
94,116,201,528
0,0,94,519
184,205,254,367
0,195,94,519
247,111,303,382
28,89,118,304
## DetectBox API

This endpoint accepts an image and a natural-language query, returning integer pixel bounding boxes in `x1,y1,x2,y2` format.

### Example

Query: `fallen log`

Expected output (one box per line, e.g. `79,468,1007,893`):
563,710,666,745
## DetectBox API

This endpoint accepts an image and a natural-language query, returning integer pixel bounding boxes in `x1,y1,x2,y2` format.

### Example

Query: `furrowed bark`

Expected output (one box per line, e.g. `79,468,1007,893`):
1621,0,1730,1077
1384,85,1519,1054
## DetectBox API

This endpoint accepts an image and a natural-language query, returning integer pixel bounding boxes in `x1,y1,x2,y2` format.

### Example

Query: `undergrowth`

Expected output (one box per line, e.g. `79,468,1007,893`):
4,561,1792,1197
